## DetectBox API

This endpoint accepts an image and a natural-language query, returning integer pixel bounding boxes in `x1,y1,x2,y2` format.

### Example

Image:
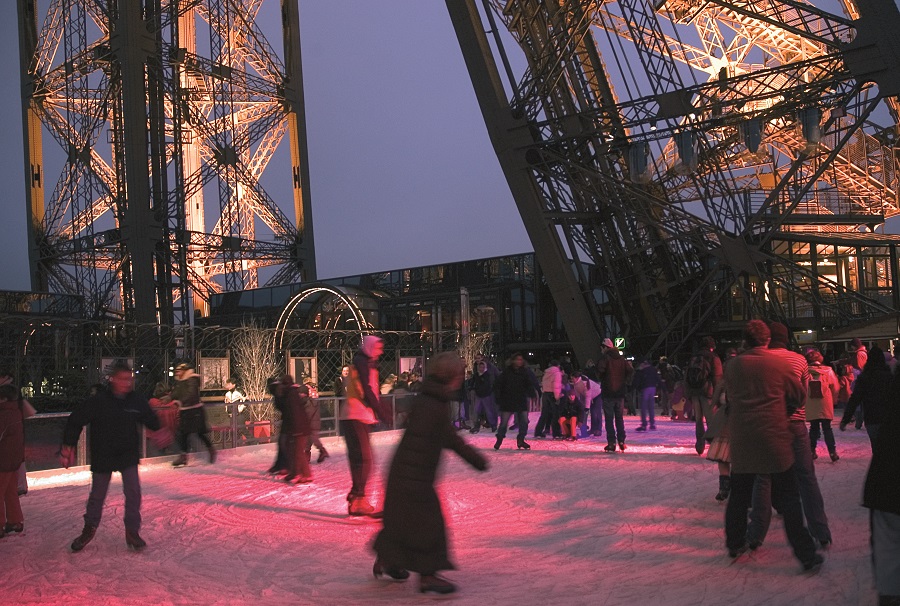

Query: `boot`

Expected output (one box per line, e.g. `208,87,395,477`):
494,437,502,450
4,522,24,534
125,529,147,551
349,497,383,518
71,524,97,552
811,448,818,460
516,438,531,450
420,574,456,595
172,455,188,468
715,475,731,501
829,451,840,462
317,449,329,463
373,560,410,582
208,446,217,464
604,444,616,452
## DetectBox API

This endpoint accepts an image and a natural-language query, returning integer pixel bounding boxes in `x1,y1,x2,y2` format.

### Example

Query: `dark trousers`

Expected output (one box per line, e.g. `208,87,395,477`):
497,411,528,441
603,397,626,445
341,420,373,498
271,429,289,472
808,419,836,453
535,393,559,437
748,421,831,544
305,431,327,457
726,470,817,564
589,395,603,435
288,434,311,480
84,465,141,532
177,407,213,453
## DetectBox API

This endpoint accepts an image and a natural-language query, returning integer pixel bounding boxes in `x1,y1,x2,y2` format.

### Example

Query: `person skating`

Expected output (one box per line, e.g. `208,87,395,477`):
597,338,633,452
278,376,313,484
722,321,822,572
493,353,538,450
534,360,562,438
0,384,26,538
371,352,488,595
170,362,215,467
59,362,171,551
341,335,390,516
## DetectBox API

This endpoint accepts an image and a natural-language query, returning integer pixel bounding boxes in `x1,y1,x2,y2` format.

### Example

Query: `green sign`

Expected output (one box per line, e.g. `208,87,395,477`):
614,337,626,350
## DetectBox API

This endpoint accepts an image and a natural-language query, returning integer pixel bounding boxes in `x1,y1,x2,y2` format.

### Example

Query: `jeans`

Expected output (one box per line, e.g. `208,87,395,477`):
872,509,900,596
341,420,373,498
472,395,498,431
589,394,603,435
497,410,528,442
603,397,626,445
84,465,142,532
639,387,656,428
535,393,560,437
748,421,831,545
658,387,670,416
808,419,836,454
726,470,817,565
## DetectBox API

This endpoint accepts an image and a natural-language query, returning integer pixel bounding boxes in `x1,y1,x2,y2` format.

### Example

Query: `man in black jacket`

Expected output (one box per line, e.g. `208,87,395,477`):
60,361,168,551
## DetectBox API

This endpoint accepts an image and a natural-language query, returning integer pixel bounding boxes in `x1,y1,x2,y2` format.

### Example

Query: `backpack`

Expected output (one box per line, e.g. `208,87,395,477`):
684,354,711,389
808,367,825,400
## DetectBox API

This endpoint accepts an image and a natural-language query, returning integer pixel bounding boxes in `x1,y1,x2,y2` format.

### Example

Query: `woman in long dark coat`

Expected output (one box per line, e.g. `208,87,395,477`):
372,352,488,596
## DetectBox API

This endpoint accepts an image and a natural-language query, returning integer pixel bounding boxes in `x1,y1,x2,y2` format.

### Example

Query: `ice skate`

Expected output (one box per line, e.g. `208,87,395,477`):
493,437,502,450
70,524,96,552
802,554,824,574
603,444,616,452
715,476,731,501
317,450,329,463
516,438,530,450
171,455,188,468
618,442,626,451
420,574,456,596
349,497,382,518
373,560,410,582
829,451,840,462
4,522,24,534
125,529,146,551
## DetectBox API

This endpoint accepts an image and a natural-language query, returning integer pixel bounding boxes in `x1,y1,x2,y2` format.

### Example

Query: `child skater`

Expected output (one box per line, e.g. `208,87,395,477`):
371,352,489,596
558,387,580,440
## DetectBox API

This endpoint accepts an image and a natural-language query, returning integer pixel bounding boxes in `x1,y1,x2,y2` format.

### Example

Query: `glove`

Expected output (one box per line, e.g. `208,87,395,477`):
149,428,174,449
839,422,847,432
58,445,76,469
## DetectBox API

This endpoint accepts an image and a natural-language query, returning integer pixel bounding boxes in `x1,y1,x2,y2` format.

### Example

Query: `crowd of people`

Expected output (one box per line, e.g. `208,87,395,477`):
1,325,897,602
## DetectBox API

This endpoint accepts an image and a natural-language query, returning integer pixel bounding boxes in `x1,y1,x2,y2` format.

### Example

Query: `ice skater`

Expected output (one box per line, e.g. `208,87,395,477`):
371,352,488,595
60,361,172,551
170,362,216,467
0,384,26,538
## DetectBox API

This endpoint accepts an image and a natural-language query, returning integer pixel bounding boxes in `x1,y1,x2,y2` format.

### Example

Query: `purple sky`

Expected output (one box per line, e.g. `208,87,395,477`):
0,1,531,292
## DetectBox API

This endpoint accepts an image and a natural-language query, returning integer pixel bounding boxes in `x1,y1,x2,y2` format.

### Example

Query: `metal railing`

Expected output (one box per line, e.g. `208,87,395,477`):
23,395,413,472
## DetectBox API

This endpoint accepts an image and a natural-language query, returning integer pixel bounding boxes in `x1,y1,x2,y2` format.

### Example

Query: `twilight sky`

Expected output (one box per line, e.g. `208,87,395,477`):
0,1,530,291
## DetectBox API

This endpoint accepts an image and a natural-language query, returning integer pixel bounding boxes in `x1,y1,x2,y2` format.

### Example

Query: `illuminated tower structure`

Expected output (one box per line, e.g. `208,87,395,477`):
17,0,315,324
449,0,900,360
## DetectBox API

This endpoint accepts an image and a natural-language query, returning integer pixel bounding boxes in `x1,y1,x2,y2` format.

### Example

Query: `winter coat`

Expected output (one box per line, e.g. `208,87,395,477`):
724,346,803,475
842,365,893,428
632,363,661,391
805,363,838,421
340,350,381,425
171,372,203,410
0,398,25,472
541,365,562,400
281,384,312,436
63,389,161,473
598,349,633,398
493,365,538,413
863,386,900,515
472,370,494,398
372,379,487,573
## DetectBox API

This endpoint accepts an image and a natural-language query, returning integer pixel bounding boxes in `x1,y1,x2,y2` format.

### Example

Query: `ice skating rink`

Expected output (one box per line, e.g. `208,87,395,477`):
1,415,877,605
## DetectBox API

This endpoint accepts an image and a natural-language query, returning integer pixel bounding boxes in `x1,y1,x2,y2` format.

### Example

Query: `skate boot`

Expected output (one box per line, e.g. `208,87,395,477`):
603,444,616,452
829,451,840,462
715,475,731,501
349,497,383,518
317,449,329,463
420,574,456,595
493,437,502,450
373,560,410,582
516,438,531,450
71,524,97,552
4,522,24,534
172,455,188,468
125,529,147,551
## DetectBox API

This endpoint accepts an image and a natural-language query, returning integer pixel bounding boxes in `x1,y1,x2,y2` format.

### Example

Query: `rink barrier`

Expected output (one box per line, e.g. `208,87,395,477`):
23,395,409,471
